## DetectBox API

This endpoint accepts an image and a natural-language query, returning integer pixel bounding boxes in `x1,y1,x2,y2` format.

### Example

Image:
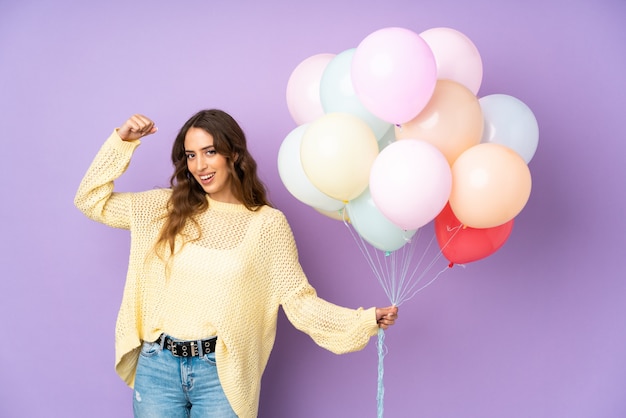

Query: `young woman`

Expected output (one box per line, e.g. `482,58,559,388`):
74,109,398,418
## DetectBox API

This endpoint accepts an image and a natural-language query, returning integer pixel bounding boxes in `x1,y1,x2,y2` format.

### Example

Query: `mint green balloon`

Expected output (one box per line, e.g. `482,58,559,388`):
320,48,392,140
346,188,416,252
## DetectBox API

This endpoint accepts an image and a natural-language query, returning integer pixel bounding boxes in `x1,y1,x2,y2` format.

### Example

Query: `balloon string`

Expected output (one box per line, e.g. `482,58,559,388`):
343,218,457,307
437,224,463,256
397,264,450,305
395,229,452,304
377,327,387,418
341,212,461,417
342,212,395,303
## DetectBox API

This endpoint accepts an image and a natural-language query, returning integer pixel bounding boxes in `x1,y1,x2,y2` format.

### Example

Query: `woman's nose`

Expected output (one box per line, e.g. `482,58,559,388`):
195,155,208,171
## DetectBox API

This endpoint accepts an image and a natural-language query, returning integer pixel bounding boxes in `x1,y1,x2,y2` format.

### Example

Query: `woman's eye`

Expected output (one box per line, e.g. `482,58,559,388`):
206,149,216,155
186,153,195,160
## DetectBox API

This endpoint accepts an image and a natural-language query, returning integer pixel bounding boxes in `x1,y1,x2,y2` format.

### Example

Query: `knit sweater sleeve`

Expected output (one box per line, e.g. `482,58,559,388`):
266,211,379,354
74,130,141,229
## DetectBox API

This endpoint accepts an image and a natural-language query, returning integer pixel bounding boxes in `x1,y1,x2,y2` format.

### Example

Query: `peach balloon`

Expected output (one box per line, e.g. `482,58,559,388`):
395,80,483,166
449,143,532,228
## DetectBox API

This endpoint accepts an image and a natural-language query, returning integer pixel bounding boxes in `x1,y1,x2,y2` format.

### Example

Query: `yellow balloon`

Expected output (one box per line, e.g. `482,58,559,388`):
395,79,483,166
449,143,531,228
301,113,379,201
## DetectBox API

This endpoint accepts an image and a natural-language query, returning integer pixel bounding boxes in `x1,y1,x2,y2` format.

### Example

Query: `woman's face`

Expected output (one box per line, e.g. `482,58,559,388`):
184,127,239,203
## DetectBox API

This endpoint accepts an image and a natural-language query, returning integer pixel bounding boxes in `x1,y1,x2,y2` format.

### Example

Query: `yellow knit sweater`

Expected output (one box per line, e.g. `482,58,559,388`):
74,131,379,418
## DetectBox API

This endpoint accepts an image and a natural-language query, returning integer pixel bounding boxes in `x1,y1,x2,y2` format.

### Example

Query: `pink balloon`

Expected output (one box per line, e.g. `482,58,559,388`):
420,27,483,95
352,27,437,125
286,53,335,125
369,139,452,230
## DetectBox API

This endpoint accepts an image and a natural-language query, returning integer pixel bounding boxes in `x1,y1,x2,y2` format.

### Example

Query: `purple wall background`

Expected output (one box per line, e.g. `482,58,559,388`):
1,0,625,417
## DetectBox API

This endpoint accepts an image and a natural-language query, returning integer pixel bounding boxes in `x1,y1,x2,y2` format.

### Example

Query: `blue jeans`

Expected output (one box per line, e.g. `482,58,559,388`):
133,337,237,418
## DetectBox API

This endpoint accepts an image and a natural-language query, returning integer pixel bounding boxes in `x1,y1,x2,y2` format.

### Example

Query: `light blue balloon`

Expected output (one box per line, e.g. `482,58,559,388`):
346,188,416,252
479,94,539,163
377,125,396,151
320,48,392,139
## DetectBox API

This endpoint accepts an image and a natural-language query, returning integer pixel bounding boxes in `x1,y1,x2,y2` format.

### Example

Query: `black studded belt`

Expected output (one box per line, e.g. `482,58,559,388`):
157,334,217,357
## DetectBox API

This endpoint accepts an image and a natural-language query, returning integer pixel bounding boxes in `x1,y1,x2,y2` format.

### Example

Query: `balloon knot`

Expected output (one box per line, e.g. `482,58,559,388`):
385,251,392,257
448,262,454,268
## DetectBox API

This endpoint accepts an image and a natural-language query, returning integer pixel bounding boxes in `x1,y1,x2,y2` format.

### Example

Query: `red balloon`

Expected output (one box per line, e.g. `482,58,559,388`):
435,203,514,265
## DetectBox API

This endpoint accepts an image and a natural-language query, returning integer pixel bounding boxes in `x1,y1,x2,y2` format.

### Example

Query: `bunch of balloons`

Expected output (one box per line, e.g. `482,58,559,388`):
278,26,538,267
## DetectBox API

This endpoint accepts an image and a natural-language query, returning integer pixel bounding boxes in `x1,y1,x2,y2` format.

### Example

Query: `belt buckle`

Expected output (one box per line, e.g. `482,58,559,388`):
165,337,183,357
171,339,197,357
162,335,206,357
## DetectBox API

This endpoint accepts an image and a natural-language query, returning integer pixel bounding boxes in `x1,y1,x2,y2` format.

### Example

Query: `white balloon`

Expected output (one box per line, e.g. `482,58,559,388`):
479,94,539,163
